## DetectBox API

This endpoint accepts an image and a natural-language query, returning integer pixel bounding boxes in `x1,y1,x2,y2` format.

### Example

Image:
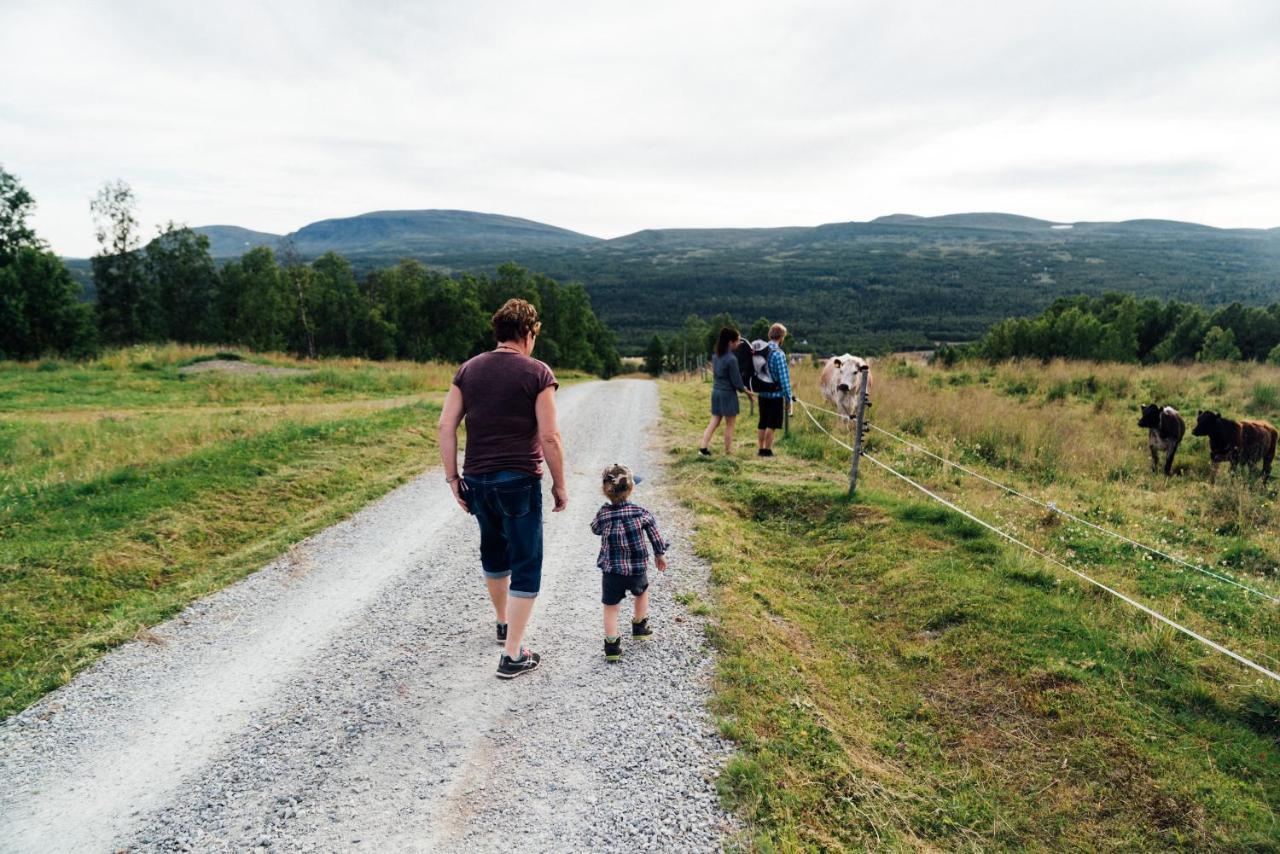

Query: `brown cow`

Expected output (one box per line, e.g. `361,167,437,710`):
1190,410,1278,483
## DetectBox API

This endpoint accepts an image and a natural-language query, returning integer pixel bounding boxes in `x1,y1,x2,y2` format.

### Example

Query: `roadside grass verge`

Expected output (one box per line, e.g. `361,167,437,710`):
660,369,1279,851
0,345,454,718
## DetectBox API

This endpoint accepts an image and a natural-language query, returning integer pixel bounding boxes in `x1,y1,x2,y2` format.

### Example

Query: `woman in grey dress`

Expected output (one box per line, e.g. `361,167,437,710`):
700,327,754,456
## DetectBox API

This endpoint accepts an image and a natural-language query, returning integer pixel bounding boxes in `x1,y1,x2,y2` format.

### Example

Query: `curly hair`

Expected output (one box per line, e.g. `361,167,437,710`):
491,298,542,343
601,463,635,504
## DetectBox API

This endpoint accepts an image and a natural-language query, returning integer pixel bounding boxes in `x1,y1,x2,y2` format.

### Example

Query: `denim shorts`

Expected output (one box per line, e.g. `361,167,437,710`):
601,572,649,606
462,470,544,598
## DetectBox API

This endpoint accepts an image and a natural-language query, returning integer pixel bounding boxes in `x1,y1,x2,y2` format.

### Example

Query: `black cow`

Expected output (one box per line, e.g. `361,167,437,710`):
1138,404,1185,476
1191,410,1278,483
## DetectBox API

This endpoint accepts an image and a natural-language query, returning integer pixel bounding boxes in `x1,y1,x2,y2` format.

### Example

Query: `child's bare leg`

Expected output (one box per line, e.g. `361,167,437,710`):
603,603,620,638
723,416,736,453
633,588,650,623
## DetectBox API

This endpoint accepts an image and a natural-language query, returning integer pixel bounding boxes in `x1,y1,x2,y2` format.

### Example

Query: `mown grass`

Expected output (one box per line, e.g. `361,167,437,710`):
661,360,1280,851
0,344,456,717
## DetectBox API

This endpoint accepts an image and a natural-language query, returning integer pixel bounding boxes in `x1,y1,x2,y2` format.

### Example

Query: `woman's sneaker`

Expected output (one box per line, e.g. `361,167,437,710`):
632,618,654,640
698,447,711,456
496,622,508,645
497,647,541,679
604,636,622,662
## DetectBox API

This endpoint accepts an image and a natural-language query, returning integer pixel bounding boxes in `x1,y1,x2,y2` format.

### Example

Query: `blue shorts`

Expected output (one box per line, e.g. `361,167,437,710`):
462,470,544,598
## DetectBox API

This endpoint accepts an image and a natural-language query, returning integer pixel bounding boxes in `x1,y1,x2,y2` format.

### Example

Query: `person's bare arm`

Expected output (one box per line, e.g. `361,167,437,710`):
438,384,469,511
535,386,568,512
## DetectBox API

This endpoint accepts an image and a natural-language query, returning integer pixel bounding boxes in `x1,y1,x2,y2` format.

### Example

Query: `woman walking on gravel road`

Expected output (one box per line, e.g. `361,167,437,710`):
699,326,753,456
438,298,568,679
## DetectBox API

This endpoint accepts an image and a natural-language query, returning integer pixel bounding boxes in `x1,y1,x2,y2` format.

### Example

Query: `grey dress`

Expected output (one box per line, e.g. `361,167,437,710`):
710,352,748,416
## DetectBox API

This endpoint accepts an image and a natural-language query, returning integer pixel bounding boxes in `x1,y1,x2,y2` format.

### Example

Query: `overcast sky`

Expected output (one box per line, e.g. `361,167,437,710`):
2,0,1278,256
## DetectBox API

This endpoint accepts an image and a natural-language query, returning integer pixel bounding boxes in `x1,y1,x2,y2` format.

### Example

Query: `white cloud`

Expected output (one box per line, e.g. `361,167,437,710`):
1,0,1277,255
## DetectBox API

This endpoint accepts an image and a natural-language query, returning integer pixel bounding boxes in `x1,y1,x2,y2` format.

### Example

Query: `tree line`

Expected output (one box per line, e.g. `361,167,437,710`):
641,314,775,375
971,293,1280,365
0,170,620,375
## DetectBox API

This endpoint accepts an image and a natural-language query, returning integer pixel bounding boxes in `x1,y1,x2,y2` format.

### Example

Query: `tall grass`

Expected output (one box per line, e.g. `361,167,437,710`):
0,346,456,717
659,361,1280,850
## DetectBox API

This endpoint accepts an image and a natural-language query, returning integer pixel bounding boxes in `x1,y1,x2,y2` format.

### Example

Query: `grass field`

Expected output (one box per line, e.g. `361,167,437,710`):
661,358,1280,850
0,345,473,718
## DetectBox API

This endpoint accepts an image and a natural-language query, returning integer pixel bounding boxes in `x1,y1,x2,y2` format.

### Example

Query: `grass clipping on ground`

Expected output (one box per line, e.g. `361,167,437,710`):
0,344,453,718
660,359,1280,851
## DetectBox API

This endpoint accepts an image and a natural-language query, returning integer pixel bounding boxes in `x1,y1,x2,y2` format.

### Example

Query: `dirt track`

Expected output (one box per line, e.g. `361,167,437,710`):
0,379,733,853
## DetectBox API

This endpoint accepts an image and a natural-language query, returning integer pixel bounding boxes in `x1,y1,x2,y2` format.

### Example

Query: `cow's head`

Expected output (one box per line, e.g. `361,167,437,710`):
1137,403,1162,429
1192,410,1223,437
828,354,864,393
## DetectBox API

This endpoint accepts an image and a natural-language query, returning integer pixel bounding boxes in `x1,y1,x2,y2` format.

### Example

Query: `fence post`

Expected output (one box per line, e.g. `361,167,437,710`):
848,365,870,497
783,400,790,437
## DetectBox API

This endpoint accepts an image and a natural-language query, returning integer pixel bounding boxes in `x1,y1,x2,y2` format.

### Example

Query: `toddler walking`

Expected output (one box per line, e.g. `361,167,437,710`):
590,464,668,661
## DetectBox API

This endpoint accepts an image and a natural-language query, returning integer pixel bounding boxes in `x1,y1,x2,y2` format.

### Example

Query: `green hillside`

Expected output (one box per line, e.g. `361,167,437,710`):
64,210,1280,354
518,218,1280,352
660,358,1280,849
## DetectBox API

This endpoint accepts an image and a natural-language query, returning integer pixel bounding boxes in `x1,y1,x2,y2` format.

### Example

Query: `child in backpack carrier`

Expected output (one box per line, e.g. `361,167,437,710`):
589,464,669,661
752,324,793,456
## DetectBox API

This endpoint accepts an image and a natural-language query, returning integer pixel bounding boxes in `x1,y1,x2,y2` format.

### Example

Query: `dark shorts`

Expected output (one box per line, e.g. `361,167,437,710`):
758,396,785,430
601,572,649,606
462,470,543,598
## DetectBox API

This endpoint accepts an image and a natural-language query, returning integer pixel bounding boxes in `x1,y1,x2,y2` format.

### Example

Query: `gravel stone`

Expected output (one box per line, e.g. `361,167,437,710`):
0,381,737,852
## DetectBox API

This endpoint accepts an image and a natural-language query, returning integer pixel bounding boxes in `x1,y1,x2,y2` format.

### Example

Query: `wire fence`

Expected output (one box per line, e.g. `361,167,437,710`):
793,396,1280,684
796,398,1280,604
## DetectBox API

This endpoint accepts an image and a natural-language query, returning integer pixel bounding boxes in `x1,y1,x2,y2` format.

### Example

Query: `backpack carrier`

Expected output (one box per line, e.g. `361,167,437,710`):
747,340,779,394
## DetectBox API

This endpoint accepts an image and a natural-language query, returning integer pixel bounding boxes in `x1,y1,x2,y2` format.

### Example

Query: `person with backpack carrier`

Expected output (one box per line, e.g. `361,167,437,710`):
751,323,793,457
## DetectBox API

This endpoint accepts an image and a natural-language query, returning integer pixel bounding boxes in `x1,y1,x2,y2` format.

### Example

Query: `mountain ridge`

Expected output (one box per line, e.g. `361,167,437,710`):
153,208,1280,352
193,209,1279,258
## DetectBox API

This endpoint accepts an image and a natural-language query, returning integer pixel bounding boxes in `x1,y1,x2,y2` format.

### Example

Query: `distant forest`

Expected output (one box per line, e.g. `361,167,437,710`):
970,293,1280,365
12,168,1280,365
139,214,1280,356
506,230,1280,354
170,212,1280,355
0,172,620,375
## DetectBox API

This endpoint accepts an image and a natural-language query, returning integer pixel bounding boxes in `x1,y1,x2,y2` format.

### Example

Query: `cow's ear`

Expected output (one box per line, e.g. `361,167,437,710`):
832,358,841,367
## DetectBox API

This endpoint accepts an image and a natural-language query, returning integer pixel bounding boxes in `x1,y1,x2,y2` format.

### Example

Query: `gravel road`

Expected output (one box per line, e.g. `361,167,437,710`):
0,379,736,853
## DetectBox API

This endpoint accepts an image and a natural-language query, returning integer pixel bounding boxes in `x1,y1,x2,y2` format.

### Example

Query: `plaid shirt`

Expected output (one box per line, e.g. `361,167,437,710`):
758,342,793,400
590,500,668,576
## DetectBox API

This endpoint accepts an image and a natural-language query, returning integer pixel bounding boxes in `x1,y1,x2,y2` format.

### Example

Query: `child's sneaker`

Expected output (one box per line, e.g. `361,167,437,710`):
604,636,622,661
496,647,541,679
496,622,508,645
632,618,653,640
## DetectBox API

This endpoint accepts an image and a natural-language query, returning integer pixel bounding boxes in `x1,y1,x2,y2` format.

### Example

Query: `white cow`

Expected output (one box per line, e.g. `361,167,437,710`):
819,354,871,421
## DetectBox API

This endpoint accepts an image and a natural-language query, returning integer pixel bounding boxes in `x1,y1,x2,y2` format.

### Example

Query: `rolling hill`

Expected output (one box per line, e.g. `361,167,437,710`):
73,209,1280,353
194,209,600,258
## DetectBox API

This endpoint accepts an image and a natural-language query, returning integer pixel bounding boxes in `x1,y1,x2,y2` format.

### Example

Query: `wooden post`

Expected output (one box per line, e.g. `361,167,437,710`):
783,399,790,437
848,365,870,497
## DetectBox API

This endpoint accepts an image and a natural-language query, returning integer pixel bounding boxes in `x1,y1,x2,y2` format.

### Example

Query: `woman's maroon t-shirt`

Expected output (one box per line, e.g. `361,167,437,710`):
452,350,558,476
